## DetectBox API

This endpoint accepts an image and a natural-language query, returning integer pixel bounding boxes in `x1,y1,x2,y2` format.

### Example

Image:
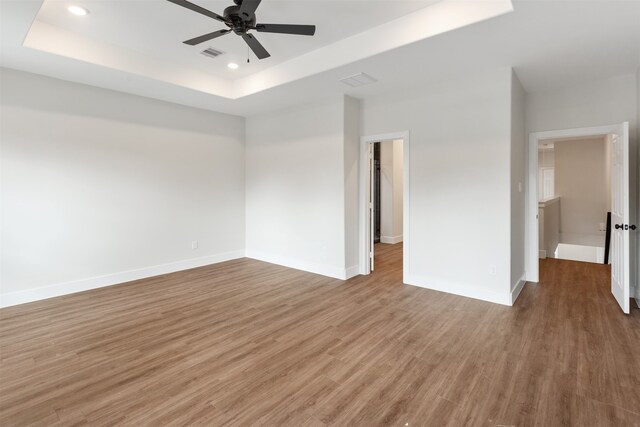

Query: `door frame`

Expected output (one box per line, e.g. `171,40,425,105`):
526,123,624,283
359,131,410,281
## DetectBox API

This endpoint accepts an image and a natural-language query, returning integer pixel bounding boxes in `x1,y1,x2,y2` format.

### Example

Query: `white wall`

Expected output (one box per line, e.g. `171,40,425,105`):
0,68,246,307
362,68,514,305
245,97,354,279
510,71,527,298
526,72,638,294
380,142,394,240
554,137,609,238
343,96,361,276
379,139,403,244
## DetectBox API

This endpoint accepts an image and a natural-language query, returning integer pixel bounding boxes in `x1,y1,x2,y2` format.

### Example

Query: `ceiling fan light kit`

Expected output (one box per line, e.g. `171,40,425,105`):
167,0,316,60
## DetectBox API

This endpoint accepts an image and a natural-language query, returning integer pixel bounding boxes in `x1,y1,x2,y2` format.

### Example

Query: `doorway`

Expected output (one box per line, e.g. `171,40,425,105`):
537,135,610,264
526,123,634,313
359,131,410,280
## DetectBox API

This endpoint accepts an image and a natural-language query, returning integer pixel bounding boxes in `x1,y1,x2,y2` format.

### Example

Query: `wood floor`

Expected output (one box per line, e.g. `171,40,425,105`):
1,244,640,426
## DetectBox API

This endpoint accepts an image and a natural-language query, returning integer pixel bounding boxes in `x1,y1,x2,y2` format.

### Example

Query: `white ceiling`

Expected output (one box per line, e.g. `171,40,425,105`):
1,0,639,117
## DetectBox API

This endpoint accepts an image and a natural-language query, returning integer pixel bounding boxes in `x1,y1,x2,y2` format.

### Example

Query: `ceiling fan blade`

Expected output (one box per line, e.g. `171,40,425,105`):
183,29,230,45
239,0,262,16
242,33,270,60
254,24,316,36
166,0,227,23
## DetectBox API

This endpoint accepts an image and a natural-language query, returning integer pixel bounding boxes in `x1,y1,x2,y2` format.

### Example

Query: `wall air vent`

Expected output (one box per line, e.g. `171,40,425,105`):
340,72,378,88
201,47,225,59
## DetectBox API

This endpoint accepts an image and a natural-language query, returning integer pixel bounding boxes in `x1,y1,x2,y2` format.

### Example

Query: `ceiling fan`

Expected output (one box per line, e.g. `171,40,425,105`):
167,0,316,60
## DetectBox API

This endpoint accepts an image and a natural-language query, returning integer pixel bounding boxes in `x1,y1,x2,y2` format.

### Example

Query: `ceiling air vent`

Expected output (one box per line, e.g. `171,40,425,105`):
340,72,378,88
201,47,225,59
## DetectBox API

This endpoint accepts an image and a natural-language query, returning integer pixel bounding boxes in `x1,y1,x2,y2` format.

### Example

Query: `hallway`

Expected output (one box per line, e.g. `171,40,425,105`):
372,242,403,278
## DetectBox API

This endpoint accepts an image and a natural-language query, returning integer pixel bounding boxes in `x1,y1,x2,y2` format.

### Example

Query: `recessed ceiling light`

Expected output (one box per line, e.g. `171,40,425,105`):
68,5,89,16
227,63,239,70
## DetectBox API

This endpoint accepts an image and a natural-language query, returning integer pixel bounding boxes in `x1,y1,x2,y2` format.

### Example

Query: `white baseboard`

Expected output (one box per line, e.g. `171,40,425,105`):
405,274,512,306
380,235,403,244
511,274,526,305
539,250,546,259
245,250,353,280
344,265,360,280
0,250,245,308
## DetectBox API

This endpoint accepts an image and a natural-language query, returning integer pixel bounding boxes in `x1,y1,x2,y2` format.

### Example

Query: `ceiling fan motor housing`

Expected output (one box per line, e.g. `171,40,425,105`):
168,0,316,60
224,4,256,34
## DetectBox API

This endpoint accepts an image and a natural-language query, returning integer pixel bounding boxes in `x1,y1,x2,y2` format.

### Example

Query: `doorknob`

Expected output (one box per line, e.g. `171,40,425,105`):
615,224,623,230
631,225,637,231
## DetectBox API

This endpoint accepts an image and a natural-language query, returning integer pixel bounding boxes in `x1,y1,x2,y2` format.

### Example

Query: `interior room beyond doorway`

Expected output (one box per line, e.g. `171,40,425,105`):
537,135,610,264
372,139,404,270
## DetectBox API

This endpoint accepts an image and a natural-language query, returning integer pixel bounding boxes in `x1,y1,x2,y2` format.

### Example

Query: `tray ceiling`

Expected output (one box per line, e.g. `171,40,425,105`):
18,0,513,98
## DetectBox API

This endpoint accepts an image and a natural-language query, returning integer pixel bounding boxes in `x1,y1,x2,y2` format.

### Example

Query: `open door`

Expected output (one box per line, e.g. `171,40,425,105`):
610,122,630,314
368,142,375,272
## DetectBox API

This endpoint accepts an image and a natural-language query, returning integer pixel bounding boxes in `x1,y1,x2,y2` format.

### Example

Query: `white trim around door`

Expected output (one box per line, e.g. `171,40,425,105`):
526,123,633,314
359,131,410,283
527,124,623,282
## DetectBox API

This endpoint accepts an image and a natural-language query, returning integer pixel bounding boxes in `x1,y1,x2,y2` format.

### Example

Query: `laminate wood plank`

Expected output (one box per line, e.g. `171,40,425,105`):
1,244,639,426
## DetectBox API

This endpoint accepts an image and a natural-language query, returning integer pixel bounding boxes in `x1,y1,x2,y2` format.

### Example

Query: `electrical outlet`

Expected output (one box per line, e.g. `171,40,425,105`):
489,265,497,276
191,240,198,250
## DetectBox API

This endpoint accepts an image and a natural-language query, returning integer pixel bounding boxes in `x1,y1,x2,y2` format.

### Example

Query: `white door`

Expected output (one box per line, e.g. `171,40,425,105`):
369,143,375,271
538,168,554,200
610,122,630,314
